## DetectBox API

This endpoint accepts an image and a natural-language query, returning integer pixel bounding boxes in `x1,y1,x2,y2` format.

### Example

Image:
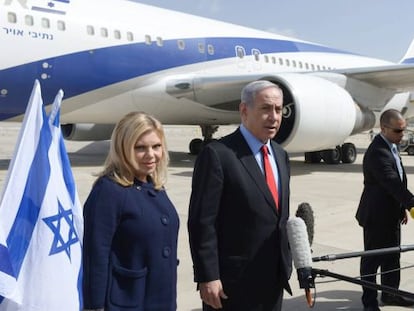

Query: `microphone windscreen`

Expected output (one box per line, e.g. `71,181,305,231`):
296,202,314,246
287,217,313,269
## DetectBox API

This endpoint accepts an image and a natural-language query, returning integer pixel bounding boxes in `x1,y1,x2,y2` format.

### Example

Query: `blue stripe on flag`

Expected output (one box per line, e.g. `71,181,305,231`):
6,110,52,278
59,135,76,202
31,6,66,15
50,94,76,203
0,244,14,277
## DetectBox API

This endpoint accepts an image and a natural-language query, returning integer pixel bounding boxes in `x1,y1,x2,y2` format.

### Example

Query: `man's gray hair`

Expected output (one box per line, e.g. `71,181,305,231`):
241,80,282,107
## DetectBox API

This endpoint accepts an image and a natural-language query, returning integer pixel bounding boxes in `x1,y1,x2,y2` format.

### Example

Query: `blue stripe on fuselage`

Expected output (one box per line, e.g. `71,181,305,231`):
0,36,352,121
401,58,414,64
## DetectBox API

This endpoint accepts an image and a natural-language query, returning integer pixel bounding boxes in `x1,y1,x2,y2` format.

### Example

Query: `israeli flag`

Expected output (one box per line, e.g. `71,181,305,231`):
31,0,71,15
0,80,83,310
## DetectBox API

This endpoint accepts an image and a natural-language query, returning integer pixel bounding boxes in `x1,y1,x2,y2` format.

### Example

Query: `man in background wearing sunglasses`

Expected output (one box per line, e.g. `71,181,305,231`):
356,109,414,311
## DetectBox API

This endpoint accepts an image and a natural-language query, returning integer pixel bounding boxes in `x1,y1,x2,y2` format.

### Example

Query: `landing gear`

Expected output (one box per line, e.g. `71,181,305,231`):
304,151,322,164
321,146,342,164
304,143,357,164
189,138,203,155
188,125,219,155
341,142,357,163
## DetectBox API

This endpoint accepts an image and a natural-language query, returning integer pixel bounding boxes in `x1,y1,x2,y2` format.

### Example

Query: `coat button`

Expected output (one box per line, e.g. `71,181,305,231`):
162,247,171,258
161,215,169,225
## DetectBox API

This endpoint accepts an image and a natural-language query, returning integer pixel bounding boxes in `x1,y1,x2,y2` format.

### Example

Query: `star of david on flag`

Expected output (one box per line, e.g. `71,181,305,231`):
43,200,79,259
0,80,83,310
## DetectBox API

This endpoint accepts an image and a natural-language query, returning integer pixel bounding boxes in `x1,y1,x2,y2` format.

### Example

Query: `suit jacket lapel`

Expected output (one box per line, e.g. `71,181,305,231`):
231,130,279,214
377,135,407,185
271,140,287,215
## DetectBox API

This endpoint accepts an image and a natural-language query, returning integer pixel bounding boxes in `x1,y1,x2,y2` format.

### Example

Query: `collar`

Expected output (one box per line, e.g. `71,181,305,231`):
240,124,270,155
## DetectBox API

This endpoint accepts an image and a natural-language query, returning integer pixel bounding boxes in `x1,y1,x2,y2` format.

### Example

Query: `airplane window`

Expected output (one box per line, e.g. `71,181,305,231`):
127,32,134,41
114,30,121,40
198,43,205,53
87,25,95,36
25,15,34,26
292,60,297,67
311,64,315,70
285,59,290,66
316,65,321,71
264,55,269,63
272,57,276,64
156,37,163,47
207,44,214,55
177,40,185,50
41,18,50,28
235,46,245,58
298,61,303,69
251,49,260,61
7,12,17,23
305,63,309,70
57,20,65,31
145,34,152,45
278,58,283,65
100,28,108,38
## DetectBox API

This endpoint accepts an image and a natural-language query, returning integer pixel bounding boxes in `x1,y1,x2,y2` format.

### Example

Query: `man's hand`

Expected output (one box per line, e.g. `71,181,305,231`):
402,209,408,225
199,280,228,309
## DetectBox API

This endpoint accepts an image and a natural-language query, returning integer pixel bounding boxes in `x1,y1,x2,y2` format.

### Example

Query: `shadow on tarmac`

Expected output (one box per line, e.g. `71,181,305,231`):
284,289,363,310
187,289,363,311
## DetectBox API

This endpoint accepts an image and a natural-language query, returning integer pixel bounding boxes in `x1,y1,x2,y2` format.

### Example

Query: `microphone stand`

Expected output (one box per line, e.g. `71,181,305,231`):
312,268,414,300
312,244,414,262
310,244,414,300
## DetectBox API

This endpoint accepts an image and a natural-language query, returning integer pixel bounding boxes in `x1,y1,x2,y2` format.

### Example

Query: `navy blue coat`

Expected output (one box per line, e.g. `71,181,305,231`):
83,176,179,311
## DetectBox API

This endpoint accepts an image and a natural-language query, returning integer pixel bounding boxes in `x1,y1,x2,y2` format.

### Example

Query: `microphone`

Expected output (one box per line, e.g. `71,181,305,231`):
410,207,414,219
287,217,315,307
296,202,314,247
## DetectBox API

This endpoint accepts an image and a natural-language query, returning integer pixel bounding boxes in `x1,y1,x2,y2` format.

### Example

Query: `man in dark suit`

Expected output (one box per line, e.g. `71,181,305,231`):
356,109,414,311
188,80,292,311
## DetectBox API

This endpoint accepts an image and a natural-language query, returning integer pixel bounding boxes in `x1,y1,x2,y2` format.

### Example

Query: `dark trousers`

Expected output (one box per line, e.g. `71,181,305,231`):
360,225,401,307
202,287,283,311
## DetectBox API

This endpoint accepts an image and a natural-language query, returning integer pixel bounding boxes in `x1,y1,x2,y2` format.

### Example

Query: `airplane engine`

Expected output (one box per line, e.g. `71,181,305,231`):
261,73,375,153
61,123,115,141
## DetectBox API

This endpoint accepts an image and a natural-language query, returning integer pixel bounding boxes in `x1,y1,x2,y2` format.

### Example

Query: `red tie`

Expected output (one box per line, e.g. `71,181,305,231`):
261,145,279,210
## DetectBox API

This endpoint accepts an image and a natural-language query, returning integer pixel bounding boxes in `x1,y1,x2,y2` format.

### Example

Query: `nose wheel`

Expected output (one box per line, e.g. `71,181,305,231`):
188,125,219,155
189,138,203,155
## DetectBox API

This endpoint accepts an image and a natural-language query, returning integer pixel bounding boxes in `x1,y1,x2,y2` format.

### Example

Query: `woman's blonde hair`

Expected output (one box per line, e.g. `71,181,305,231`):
99,111,169,190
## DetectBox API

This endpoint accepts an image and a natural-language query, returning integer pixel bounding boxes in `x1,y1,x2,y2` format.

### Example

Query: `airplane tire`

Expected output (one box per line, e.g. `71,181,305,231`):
407,146,414,155
304,151,322,163
341,142,357,163
189,138,203,155
321,146,341,164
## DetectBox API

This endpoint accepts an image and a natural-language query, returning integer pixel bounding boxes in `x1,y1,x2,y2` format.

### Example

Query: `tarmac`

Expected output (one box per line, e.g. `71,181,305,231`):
1,122,414,311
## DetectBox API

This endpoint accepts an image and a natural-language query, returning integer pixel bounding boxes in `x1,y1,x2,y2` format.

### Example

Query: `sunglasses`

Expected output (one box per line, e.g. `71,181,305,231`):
384,125,406,134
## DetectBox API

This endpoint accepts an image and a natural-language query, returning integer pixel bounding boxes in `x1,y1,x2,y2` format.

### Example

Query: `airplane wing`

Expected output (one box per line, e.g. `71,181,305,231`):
166,64,414,111
335,64,414,91
164,65,414,154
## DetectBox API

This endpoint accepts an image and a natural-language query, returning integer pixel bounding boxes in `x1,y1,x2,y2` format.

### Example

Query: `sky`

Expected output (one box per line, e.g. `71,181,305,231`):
132,0,414,63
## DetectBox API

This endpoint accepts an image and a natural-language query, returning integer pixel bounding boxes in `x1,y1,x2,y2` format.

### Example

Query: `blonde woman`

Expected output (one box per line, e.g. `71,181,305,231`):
83,112,179,311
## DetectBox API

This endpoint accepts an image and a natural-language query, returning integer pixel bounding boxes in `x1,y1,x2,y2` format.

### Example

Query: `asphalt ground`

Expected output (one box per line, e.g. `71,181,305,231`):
1,123,414,311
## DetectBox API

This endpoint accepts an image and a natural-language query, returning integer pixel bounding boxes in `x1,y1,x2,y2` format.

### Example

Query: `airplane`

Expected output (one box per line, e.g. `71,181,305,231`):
2,0,414,164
